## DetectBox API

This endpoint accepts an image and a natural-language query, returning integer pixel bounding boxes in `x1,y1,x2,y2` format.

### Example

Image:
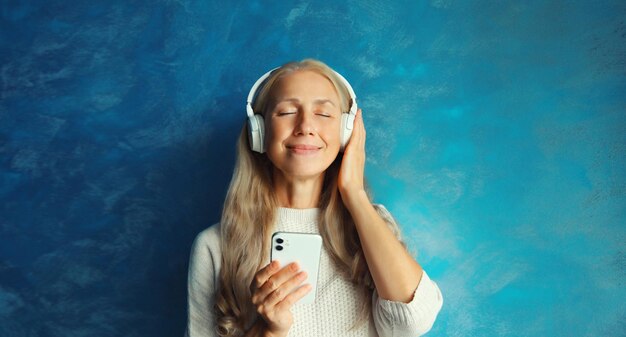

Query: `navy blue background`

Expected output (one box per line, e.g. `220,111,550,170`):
1,1,625,336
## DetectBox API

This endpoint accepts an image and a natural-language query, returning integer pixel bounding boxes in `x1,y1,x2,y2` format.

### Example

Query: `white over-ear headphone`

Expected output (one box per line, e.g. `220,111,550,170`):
246,66,358,153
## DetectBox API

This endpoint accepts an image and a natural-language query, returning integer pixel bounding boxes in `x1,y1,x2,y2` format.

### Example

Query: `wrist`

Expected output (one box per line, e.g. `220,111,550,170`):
340,188,369,209
339,188,369,202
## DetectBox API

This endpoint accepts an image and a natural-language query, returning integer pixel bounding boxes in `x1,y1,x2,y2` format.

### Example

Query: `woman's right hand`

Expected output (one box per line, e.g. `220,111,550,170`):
250,260,312,337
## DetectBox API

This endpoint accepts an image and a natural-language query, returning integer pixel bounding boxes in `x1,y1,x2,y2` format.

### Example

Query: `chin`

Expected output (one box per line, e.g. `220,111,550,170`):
286,168,326,178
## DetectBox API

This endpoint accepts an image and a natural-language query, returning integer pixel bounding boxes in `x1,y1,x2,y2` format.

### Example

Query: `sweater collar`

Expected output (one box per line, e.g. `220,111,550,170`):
276,207,321,224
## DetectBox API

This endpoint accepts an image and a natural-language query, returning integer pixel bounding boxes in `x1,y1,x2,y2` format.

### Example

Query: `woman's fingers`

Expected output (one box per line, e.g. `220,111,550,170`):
359,109,366,148
252,260,280,291
251,262,301,305
347,108,365,152
275,283,313,312
356,108,365,148
263,270,308,308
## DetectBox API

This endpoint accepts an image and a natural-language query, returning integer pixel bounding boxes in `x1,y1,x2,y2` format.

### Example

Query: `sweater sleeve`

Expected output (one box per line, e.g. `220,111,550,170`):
186,224,221,337
370,204,444,336
372,270,443,336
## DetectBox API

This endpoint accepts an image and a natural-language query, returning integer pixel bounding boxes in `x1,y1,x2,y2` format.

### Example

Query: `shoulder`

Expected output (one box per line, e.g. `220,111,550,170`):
188,222,222,284
190,222,222,264
193,222,221,249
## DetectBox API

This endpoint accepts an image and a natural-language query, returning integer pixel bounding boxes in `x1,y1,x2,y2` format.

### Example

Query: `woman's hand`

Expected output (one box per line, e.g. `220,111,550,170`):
338,108,366,203
250,260,312,337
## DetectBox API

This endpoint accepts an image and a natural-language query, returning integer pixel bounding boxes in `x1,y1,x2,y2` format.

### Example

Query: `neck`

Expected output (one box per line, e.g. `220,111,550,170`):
273,168,324,209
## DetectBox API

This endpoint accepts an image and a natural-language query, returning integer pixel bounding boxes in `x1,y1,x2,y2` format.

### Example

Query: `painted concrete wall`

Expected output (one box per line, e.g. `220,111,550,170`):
1,1,624,336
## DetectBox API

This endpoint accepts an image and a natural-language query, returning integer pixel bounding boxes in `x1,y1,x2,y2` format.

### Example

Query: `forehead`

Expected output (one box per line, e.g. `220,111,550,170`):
271,70,339,99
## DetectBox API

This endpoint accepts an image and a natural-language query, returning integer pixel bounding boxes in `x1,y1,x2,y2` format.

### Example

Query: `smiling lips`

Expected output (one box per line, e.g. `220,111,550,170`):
287,144,321,154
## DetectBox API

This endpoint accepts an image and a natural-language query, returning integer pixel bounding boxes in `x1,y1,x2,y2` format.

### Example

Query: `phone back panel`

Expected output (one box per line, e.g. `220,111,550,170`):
270,232,322,305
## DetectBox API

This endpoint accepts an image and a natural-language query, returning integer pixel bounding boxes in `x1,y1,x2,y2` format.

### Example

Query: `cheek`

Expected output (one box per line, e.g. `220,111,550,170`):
264,118,278,139
326,122,342,141
265,121,289,150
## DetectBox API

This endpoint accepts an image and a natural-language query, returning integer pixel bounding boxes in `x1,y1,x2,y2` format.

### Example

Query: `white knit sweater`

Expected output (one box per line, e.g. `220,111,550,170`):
186,204,443,337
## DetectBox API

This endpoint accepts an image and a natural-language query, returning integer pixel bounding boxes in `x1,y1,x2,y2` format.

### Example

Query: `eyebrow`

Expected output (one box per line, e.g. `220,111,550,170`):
275,98,337,108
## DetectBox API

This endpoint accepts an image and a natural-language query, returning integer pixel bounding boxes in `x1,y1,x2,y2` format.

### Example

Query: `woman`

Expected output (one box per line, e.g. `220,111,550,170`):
186,59,443,337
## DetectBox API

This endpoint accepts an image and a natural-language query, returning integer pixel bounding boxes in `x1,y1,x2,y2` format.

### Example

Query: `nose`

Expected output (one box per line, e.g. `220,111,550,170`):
293,110,316,136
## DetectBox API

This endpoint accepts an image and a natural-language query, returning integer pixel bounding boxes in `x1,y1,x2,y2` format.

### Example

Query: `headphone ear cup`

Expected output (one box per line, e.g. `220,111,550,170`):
247,114,266,153
340,113,355,151
257,115,265,153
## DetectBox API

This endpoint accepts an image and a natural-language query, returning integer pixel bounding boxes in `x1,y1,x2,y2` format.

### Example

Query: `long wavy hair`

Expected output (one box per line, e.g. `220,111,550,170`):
215,59,378,336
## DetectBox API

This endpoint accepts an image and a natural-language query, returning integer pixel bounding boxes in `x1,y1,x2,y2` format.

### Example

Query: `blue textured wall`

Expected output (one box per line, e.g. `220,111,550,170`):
1,1,625,336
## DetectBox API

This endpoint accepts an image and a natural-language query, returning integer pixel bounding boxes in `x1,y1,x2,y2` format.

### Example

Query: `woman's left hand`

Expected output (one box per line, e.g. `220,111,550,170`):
338,108,366,202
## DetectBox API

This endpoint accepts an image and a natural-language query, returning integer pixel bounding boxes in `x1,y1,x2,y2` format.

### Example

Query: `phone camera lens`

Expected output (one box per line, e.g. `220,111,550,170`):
276,245,283,251
276,238,284,244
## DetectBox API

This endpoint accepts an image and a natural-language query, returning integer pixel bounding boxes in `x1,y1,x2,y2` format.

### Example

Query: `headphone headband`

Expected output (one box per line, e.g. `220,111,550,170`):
246,66,358,118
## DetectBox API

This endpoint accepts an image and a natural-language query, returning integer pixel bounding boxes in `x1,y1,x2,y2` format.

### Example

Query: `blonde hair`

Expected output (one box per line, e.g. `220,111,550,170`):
215,59,375,336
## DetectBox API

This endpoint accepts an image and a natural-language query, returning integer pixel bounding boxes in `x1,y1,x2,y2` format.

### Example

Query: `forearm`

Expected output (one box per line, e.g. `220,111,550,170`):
343,190,424,302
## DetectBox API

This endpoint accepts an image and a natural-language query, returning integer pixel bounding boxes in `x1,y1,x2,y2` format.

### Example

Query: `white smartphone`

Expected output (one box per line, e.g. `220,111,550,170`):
270,231,322,305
